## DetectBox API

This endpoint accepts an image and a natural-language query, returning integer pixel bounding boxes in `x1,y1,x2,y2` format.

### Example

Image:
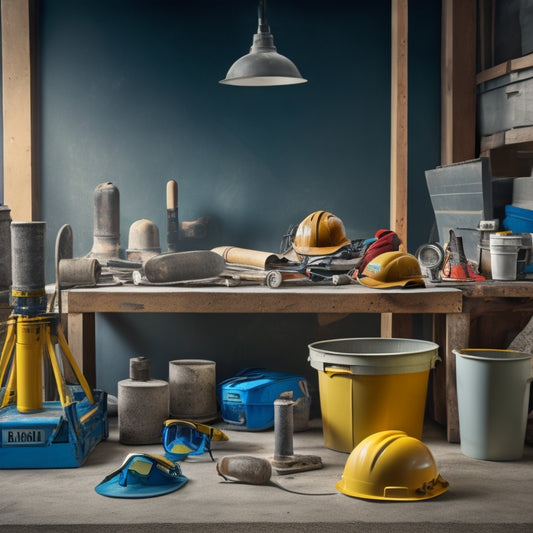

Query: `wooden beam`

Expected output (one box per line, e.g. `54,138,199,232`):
381,312,413,338
441,0,477,165
1,0,39,221
390,0,408,250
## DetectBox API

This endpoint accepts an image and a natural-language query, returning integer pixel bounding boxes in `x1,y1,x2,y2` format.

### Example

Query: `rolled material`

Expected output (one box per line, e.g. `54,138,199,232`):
216,455,272,485
169,359,217,422
212,246,288,269
58,258,101,288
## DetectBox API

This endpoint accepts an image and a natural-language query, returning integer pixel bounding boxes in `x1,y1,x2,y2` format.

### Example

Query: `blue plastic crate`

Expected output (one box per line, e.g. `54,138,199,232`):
217,368,307,430
503,204,533,233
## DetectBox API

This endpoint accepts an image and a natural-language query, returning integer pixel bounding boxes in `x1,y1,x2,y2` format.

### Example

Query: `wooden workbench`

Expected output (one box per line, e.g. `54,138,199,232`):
61,283,464,435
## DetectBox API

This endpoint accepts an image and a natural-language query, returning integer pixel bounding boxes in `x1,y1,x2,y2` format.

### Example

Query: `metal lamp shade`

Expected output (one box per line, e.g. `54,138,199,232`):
220,4,306,87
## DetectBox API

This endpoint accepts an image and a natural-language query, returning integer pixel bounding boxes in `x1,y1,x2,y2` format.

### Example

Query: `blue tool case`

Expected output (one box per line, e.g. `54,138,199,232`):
217,368,308,430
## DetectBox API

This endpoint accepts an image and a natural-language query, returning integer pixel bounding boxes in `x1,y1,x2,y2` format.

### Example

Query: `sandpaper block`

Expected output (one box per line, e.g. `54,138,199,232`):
144,250,226,283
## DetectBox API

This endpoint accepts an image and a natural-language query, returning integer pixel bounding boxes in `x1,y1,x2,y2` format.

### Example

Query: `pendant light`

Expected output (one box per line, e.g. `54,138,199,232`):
220,0,307,87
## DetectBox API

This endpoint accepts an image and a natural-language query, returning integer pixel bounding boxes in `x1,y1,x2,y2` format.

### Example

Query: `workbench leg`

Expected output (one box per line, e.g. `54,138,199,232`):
67,312,96,389
440,311,470,443
381,313,413,338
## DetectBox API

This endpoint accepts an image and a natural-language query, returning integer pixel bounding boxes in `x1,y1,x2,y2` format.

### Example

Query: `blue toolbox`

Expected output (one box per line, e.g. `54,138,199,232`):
217,368,308,430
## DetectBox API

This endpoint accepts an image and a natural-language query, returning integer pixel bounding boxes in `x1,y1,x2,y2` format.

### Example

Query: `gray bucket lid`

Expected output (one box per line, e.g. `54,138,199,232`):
308,337,440,375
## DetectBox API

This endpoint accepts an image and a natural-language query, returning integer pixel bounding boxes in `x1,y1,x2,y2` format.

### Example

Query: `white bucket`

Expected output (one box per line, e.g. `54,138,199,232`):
489,234,522,280
454,348,533,461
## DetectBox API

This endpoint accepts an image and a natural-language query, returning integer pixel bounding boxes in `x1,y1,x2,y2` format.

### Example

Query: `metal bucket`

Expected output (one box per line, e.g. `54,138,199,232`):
454,348,533,460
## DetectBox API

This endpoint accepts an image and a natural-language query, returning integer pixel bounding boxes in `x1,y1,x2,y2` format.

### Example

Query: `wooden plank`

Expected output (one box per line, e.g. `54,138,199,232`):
477,0,494,72
441,0,477,165
432,314,448,425
67,312,96,388
459,280,533,299
390,0,408,251
445,311,471,443
480,131,507,152
1,0,39,221
476,53,533,86
380,312,413,338
505,126,533,146
480,125,533,153
510,52,533,73
475,61,510,85
63,286,463,315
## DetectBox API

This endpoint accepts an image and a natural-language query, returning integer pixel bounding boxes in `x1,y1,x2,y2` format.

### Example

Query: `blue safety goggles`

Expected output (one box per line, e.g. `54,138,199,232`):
162,419,228,461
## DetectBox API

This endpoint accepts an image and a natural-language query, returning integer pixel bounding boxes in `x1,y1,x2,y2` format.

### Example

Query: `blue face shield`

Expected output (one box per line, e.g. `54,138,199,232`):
95,453,188,498
162,419,229,461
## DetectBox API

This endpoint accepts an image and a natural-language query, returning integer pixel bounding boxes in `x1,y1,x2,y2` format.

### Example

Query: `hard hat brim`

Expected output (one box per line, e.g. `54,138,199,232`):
293,241,351,256
357,276,425,289
335,479,449,501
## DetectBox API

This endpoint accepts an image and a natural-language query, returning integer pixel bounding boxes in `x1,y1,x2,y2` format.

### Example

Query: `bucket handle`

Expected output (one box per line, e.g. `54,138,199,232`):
324,365,353,377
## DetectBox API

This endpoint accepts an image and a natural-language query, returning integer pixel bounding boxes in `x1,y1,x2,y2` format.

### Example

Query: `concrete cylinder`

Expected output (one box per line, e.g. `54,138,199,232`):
58,258,101,287
11,221,46,292
0,206,11,289
118,356,169,445
169,359,217,422
274,398,294,458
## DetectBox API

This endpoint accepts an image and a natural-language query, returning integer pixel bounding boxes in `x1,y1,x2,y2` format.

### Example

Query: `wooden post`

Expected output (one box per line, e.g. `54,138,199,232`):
1,0,39,221
390,0,408,250
441,0,477,165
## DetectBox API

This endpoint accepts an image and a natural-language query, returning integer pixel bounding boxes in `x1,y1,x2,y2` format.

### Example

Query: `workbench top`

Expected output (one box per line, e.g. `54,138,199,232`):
62,283,463,315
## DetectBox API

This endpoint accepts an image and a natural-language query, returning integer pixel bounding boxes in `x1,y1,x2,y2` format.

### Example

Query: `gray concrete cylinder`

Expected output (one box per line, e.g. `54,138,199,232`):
169,359,217,422
11,221,46,292
118,356,169,445
0,206,11,289
274,398,294,458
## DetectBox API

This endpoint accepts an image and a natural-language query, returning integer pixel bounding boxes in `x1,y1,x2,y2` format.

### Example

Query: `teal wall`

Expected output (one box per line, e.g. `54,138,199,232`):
38,0,441,398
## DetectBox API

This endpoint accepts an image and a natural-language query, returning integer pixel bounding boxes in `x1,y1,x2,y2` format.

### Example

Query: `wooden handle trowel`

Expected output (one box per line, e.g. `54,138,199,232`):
166,179,180,252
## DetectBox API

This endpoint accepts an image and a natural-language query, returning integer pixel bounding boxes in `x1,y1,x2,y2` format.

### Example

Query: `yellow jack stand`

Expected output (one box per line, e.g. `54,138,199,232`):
0,302,108,468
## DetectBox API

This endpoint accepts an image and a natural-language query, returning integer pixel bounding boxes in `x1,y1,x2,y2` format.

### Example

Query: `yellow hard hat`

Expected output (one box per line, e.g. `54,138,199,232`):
357,251,425,289
293,211,351,256
336,430,449,501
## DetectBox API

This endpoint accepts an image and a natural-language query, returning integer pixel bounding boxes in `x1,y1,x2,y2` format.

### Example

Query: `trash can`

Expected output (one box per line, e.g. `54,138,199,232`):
454,348,533,461
308,338,440,453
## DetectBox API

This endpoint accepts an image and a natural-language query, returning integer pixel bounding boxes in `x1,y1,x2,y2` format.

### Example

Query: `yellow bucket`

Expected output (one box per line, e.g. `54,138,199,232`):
308,338,440,453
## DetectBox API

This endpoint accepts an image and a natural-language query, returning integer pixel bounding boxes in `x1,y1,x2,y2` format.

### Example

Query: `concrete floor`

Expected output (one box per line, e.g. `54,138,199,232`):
1,414,533,533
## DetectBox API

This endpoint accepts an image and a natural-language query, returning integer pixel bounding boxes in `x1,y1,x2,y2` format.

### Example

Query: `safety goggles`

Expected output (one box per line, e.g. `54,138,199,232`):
162,419,229,461
95,453,188,498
